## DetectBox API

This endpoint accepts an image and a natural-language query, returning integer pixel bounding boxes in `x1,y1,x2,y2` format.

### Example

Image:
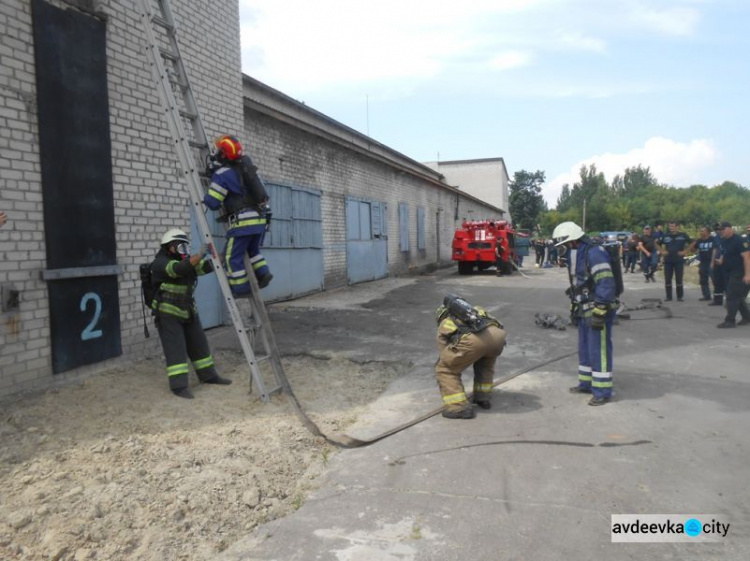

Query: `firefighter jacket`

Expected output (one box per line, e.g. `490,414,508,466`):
204,160,268,238
569,238,617,310
150,248,213,321
435,305,504,352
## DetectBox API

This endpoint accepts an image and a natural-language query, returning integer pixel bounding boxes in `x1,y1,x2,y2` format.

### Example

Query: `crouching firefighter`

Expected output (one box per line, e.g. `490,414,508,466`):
434,294,507,419
553,221,618,406
203,134,273,296
150,229,232,399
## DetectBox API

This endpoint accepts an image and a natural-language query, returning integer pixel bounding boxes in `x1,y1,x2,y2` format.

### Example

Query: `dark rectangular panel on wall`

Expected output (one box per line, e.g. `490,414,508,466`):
48,277,122,374
33,0,121,372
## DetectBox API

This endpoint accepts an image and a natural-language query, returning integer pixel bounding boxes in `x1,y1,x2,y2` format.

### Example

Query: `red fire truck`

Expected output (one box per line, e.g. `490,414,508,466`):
452,220,517,275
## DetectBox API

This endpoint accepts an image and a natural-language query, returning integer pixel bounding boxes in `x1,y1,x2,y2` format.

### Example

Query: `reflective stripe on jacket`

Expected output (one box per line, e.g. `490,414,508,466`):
150,248,213,320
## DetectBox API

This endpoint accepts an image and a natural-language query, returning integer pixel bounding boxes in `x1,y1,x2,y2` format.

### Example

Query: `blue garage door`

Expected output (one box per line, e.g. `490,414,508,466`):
260,183,324,302
193,184,323,324
347,197,388,284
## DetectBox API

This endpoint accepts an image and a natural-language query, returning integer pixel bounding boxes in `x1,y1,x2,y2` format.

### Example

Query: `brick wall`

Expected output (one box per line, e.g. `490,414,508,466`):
0,0,243,399
242,106,503,288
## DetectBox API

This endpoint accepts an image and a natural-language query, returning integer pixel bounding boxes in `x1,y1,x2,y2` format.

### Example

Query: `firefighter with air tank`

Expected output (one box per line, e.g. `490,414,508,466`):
434,294,507,419
203,134,273,296
553,221,617,406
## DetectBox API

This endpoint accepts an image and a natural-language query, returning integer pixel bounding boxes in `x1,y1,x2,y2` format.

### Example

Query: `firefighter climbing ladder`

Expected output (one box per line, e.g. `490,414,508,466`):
138,0,293,407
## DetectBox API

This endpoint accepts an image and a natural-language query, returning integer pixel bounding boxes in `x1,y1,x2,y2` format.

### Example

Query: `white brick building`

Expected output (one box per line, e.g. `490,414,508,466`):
0,0,507,398
424,158,512,223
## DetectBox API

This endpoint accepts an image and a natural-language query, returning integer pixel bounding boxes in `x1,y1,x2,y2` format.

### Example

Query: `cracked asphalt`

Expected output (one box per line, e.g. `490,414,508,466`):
215,265,750,561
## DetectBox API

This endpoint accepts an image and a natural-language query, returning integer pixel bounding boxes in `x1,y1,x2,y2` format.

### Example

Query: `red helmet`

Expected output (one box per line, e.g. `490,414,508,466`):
215,134,243,161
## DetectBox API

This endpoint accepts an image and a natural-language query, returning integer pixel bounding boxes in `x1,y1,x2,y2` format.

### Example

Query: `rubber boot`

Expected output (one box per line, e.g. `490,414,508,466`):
709,295,723,306
258,272,273,289
172,387,194,399
665,285,673,301
442,407,476,419
676,284,684,302
473,397,491,409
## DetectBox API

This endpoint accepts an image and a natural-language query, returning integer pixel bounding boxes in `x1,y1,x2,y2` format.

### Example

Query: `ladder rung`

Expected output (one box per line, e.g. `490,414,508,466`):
179,109,198,121
256,354,271,363
267,385,283,396
189,140,208,150
159,47,179,62
151,15,174,32
168,77,189,91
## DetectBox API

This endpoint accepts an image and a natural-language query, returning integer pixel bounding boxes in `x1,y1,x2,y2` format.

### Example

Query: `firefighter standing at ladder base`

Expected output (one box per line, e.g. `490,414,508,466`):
434,294,507,419
151,229,232,399
553,221,616,406
203,135,273,295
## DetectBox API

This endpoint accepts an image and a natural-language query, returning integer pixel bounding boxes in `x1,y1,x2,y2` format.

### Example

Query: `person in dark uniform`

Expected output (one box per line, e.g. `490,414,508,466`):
709,223,726,306
495,239,505,276
151,229,232,398
625,234,639,273
689,226,719,301
657,221,691,301
715,221,750,328
637,226,658,282
534,239,545,267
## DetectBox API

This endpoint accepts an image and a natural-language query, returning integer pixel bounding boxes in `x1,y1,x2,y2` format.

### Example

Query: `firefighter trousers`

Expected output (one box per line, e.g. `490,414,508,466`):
575,311,614,399
225,233,271,296
435,325,507,412
155,314,218,391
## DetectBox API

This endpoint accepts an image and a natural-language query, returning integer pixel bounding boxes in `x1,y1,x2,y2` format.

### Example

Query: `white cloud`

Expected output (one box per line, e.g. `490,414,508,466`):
558,32,606,53
629,5,700,37
544,136,718,205
239,0,545,93
487,50,533,70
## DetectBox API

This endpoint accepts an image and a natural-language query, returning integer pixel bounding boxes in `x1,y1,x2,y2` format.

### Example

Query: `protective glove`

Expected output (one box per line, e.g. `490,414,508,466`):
591,305,608,331
195,243,211,258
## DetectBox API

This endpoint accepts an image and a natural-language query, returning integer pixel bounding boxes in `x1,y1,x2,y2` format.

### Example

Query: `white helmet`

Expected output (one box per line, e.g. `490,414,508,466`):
160,228,189,246
552,221,585,246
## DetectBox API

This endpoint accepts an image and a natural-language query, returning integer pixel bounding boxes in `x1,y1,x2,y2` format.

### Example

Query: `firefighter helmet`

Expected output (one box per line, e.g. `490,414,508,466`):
160,228,189,246
215,134,243,162
552,221,585,246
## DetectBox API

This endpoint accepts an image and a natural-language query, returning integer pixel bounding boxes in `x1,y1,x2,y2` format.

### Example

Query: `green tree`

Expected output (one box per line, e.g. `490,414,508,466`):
509,170,547,230
556,184,572,212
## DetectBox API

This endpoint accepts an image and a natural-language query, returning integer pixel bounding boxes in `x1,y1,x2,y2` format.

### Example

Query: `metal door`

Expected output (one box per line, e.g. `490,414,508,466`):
260,183,324,302
346,197,388,284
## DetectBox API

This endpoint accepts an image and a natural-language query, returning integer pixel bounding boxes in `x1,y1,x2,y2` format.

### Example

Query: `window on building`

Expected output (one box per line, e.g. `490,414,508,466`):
399,203,409,252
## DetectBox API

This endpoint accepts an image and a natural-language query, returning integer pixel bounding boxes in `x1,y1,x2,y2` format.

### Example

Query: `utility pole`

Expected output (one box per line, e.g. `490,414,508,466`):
582,199,587,231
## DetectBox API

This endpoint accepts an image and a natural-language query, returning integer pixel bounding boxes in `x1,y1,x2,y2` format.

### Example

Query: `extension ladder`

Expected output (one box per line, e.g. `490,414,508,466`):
138,0,289,403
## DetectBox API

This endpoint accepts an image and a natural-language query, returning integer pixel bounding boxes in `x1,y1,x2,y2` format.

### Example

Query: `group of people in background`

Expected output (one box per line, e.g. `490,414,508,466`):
531,221,750,329
617,221,750,327
532,238,564,269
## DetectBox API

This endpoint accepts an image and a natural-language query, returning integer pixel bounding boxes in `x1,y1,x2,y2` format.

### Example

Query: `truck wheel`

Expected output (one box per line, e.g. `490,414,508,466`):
458,262,474,275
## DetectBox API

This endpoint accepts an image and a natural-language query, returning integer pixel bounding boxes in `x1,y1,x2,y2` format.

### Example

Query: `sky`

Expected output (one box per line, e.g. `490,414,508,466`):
238,0,750,207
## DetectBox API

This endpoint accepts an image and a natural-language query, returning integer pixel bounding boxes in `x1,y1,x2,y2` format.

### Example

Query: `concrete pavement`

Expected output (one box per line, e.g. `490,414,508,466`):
218,265,750,561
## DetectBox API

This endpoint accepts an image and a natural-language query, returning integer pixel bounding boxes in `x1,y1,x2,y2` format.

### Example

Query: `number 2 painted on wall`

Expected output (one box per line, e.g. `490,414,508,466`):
80,292,103,341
